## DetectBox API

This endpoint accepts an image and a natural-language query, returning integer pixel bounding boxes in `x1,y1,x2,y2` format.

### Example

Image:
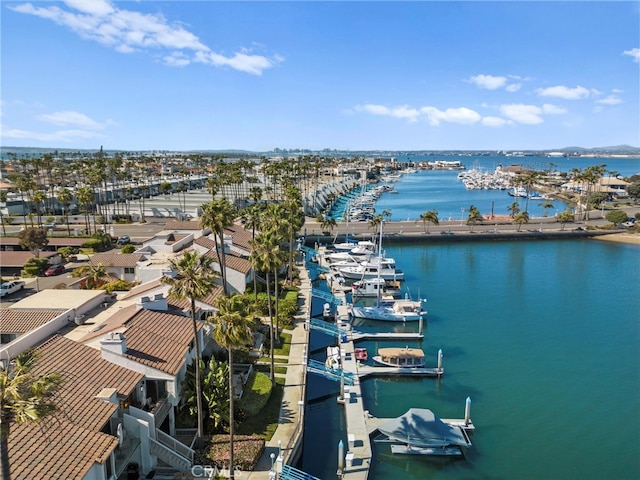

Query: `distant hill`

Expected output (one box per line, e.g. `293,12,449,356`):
555,144,640,154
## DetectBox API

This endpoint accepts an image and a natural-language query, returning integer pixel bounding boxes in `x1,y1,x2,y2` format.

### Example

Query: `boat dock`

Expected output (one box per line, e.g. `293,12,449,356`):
304,244,468,479
357,365,443,378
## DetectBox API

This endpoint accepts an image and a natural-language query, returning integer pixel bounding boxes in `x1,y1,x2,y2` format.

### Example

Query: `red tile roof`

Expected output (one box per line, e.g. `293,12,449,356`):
205,249,252,274
0,250,57,267
122,309,201,375
7,335,143,480
0,309,67,334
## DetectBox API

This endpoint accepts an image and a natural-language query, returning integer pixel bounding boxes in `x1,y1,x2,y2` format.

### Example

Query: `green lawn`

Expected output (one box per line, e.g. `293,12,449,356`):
237,377,285,440
274,332,292,356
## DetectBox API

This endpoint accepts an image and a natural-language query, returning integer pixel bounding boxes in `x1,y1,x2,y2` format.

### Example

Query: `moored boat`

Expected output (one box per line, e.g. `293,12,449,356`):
349,297,426,322
351,277,402,298
372,347,426,367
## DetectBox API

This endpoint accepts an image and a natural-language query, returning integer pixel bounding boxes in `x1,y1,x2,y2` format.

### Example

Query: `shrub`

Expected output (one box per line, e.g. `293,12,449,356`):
121,244,136,254
238,372,273,416
22,257,50,277
100,279,136,293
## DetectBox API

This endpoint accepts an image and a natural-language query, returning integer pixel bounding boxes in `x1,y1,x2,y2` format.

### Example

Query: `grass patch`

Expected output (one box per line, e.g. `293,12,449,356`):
238,372,272,416
237,381,285,440
274,332,292,356
254,364,288,375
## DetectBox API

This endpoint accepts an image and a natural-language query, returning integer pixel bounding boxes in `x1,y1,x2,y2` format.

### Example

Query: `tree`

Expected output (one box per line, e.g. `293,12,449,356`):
417,209,439,233
1,350,64,480
557,208,574,230
320,215,337,235
605,209,628,225
200,198,236,297
162,251,218,445
0,191,7,236
181,357,229,432
71,262,109,289
250,231,282,383
18,227,49,258
507,201,521,219
211,294,254,480
513,211,530,232
539,199,555,217
56,187,73,236
627,181,640,202
466,205,483,232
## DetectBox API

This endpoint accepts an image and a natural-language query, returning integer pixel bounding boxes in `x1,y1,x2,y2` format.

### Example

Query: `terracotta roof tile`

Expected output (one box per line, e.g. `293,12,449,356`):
0,309,67,334
0,250,57,267
7,335,143,479
205,250,252,274
122,309,200,375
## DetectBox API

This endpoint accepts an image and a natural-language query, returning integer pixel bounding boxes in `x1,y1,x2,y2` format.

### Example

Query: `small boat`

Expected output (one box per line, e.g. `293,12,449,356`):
374,408,472,456
336,257,404,281
351,277,402,298
349,297,426,322
372,347,426,368
326,346,341,370
323,302,332,318
355,347,368,361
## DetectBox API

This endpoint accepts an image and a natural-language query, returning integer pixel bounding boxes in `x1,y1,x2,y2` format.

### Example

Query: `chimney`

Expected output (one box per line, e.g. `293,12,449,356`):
136,293,168,311
95,387,119,404
101,332,127,355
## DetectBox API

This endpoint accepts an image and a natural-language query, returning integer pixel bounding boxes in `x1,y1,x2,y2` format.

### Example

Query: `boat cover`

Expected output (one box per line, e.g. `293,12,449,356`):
377,408,468,447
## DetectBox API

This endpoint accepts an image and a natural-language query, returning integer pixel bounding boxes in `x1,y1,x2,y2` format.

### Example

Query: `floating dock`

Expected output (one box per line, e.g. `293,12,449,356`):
357,365,443,378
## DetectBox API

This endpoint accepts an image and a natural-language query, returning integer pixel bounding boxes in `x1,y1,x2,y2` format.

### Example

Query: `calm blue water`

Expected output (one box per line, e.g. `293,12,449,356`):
301,155,640,480
328,155,640,222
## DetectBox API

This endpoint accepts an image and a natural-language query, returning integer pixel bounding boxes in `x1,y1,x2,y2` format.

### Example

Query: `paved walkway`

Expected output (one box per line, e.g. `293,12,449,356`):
245,264,312,479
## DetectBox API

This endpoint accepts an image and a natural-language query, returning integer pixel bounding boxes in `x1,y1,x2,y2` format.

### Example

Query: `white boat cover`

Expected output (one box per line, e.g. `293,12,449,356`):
377,408,469,447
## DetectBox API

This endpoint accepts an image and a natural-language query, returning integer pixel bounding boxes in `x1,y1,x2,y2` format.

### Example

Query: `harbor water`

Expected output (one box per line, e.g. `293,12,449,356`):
301,155,640,479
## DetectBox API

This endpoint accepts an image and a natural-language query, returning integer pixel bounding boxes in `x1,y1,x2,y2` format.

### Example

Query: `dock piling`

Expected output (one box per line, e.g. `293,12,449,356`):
464,397,472,426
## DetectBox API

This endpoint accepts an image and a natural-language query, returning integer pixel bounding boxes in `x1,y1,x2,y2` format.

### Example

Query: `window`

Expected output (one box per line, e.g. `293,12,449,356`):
124,267,135,274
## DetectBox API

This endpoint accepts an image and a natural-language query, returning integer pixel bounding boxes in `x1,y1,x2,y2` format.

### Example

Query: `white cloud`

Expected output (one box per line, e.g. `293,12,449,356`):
597,95,622,105
9,1,280,75
36,110,112,130
499,104,544,124
1,126,106,142
505,83,522,93
468,74,507,90
623,47,640,62
542,104,567,115
536,85,591,100
354,104,480,126
481,116,510,127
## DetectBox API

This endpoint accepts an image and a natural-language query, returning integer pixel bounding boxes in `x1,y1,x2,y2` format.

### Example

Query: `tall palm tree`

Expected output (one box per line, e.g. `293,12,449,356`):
200,198,236,296
1,350,64,480
162,251,218,445
0,191,7,236
76,186,94,235
539,199,554,217
466,205,483,232
513,211,530,232
56,187,73,235
250,231,282,383
239,203,264,299
418,209,439,233
211,294,254,480
507,201,521,218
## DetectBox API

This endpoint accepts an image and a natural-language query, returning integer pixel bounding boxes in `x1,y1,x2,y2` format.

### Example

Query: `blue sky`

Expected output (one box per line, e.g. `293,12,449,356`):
1,1,639,152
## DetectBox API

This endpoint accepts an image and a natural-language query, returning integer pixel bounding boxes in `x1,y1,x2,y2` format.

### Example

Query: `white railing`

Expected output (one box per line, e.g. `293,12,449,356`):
149,436,191,472
156,428,194,463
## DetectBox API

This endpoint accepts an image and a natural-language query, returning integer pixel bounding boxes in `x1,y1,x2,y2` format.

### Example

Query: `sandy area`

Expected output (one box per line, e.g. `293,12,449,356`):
593,232,640,245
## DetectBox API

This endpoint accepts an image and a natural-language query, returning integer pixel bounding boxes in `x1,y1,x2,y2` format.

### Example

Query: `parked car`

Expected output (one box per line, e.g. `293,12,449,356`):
0,281,25,297
116,235,131,245
44,264,66,276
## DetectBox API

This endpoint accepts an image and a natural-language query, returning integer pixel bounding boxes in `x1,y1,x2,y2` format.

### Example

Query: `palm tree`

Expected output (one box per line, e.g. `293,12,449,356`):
417,209,439,233
71,262,109,289
557,208,575,230
513,211,530,232
211,294,254,480
162,251,218,445
239,203,264,299
507,201,521,218
466,205,483,232
76,186,94,235
320,215,337,235
31,189,46,227
56,187,73,235
1,350,64,480
539,199,555,217
0,191,7,236
250,231,282,383
200,198,236,296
